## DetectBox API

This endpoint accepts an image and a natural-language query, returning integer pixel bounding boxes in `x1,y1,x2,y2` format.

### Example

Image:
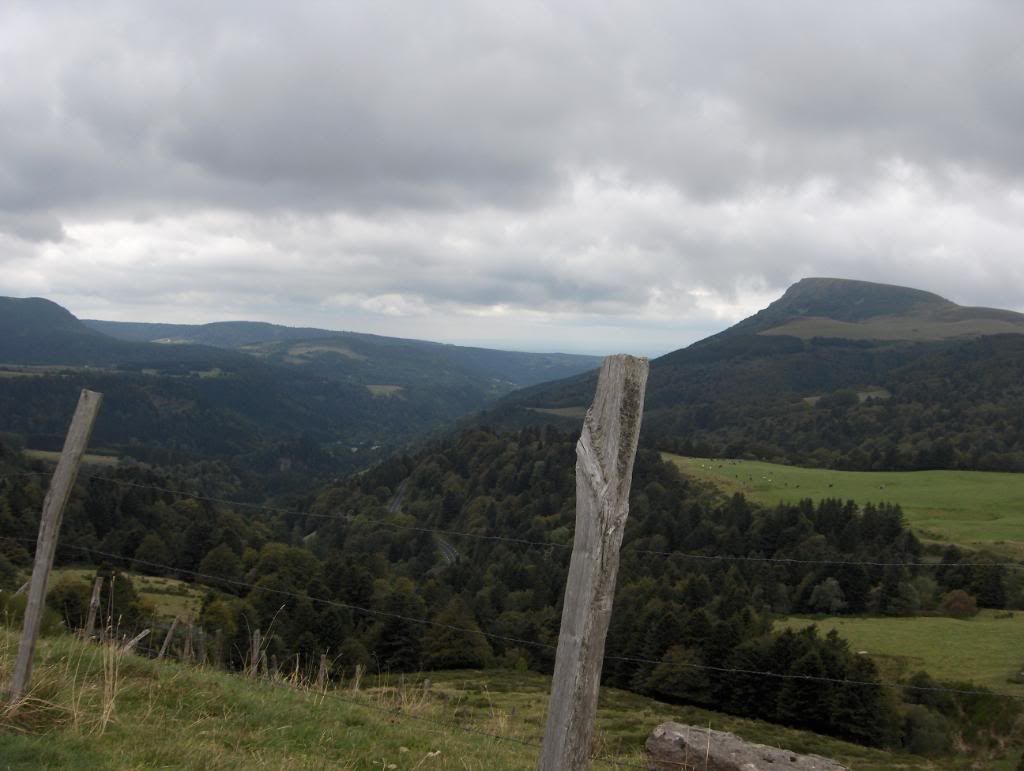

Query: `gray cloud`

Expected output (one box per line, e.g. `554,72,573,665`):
1,1,1023,354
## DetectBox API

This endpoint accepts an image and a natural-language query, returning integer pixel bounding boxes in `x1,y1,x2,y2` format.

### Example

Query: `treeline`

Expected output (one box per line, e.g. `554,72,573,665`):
0,428,1019,756
499,334,1024,473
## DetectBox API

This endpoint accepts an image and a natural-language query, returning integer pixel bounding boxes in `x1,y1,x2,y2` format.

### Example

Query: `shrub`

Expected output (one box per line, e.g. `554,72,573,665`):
940,589,978,618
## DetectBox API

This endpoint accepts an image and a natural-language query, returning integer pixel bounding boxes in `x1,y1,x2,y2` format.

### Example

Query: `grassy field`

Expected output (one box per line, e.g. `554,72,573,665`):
778,610,1024,696
0,629,991,770
664,454,1024,556
22,449,121,467
50,568,205,620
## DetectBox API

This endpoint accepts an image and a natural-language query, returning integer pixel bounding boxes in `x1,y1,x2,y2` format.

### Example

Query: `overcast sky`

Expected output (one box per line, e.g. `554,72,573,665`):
1,1,1022,356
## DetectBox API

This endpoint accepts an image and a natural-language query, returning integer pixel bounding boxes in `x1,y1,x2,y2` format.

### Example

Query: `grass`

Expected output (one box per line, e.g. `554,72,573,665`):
664,454,1024,556
287,342,367,360
526,406,588,419
50,568,205,620
777,610,1024,696
758,314,1024,341
0,629,984,770
366,385,405,398
22,450,120,468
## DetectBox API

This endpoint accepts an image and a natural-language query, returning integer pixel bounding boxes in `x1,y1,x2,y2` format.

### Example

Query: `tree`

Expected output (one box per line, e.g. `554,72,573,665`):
133,533,171,574
422,597,493,669
809,578,847,614
199,543,243,590
644,645,711,704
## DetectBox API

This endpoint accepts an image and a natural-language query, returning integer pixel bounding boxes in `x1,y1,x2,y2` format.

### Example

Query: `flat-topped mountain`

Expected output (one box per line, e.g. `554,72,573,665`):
486,278,1024,472
724,277,1024,341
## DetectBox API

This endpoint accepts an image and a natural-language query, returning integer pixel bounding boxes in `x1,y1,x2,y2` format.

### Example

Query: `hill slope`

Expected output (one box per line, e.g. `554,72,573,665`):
85,317,601,389
483,278,1024,471
0,297,599,492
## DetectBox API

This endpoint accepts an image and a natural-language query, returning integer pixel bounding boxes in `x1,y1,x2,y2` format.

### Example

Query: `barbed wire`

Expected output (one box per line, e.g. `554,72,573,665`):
84,610,661,769
17,537,1024,703
9,467,1023,569
22,470,1011,571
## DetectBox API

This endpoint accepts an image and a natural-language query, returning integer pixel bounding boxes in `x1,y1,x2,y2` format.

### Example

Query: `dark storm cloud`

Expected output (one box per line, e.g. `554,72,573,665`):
1,0,1023,350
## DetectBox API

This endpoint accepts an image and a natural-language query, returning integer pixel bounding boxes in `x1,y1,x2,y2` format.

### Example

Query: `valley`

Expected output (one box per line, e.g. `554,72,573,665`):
3,277,1024,767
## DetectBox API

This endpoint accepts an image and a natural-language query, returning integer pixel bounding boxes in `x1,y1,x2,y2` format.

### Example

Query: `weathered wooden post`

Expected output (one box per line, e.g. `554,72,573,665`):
183,613,194,662
537,355,648,771
196,627,207,665
316,653,328,691
158,617,179,661
82,575,103,640
8,389,103,702
121,629,150,654
250,629,261,678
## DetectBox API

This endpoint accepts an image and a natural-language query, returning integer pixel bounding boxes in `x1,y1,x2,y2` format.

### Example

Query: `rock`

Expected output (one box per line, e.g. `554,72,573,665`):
645,722,848,771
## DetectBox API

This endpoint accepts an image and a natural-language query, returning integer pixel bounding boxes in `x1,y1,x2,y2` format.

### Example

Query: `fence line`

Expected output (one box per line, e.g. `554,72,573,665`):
7,469,1019,571
12,536,1022,704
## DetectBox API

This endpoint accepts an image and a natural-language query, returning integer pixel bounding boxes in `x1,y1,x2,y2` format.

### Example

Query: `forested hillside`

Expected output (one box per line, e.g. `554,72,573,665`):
487,280,1024,472
0,297,600,494
2,428,1018,755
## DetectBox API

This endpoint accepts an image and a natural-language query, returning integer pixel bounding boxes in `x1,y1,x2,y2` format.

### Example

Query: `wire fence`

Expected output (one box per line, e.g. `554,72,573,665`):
5,465,1024,768
6,468,1023,570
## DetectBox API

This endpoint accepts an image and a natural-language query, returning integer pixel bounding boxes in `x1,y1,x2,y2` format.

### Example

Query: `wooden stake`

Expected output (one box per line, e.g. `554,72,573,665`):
196,627,207,665
158,617,179,660
82,575,103,640
537,355,648,771
8,389,103,702
121,629,150,654
250,629,261,677
317,654,328,691
184,613,194,662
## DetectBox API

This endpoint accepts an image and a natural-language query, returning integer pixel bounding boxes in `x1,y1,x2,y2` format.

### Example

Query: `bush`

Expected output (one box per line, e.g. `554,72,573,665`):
940,589,978,618
902,704,951,755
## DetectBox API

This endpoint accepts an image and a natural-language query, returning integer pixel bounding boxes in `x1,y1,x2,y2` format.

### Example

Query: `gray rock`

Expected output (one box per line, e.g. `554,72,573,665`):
645,722,848,771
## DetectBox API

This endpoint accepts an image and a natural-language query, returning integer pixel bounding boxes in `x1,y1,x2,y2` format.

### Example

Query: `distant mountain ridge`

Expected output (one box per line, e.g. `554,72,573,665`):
0,296,601,492
84,318,600,390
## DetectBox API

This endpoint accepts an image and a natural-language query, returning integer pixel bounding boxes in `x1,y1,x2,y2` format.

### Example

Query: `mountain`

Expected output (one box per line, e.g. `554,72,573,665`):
0,297,600,493
721,277,1024,341
482,278,1024,472
83,319,340,348
84,318,600,390
0,297,244,369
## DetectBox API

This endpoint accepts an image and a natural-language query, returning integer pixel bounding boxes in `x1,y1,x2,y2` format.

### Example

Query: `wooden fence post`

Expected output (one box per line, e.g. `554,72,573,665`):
158,617,179,660
250,629,261,677
121,629,150,654
317,654,328,691
82,575,103,640
537,355,648,771
184,613,194,663
8,389,103,702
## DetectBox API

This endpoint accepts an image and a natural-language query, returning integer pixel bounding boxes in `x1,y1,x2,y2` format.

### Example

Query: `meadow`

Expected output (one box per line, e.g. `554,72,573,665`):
22,449,121,467
778,610,1024,696
664,454,1024,556
0,629,991,770
50,568,205,620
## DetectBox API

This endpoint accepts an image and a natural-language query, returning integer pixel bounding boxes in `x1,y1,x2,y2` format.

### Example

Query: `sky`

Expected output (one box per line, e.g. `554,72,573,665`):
1,1,1023,357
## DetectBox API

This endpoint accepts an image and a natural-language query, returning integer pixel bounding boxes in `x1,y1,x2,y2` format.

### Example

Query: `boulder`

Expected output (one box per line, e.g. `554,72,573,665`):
645,722,848,771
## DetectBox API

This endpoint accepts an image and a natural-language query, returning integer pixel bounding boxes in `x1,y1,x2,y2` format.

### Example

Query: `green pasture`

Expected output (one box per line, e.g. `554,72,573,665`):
664,454,1024,556
22,449,120,467
50,568,204,620
778,610,1024,696
0,629,980,770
